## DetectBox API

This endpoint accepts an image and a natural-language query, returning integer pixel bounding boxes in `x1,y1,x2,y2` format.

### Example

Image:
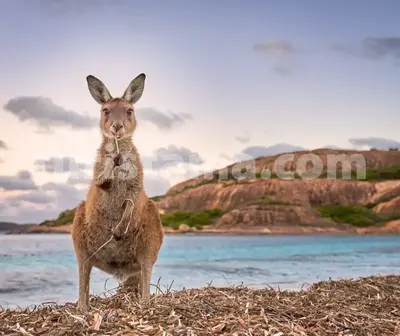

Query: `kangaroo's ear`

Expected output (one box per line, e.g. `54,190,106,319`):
86,75,112,104
122,73,146,104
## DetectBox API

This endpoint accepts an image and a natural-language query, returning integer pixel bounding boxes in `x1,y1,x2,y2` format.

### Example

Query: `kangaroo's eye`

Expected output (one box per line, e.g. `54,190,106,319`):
127,109,133,116
103,109,110,116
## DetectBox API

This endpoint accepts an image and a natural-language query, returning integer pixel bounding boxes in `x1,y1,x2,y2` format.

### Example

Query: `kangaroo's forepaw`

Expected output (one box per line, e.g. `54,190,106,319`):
112,164,135,180
96,178,113,190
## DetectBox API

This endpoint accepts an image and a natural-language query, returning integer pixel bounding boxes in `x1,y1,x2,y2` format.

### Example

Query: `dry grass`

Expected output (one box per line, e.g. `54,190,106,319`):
1,275,400,335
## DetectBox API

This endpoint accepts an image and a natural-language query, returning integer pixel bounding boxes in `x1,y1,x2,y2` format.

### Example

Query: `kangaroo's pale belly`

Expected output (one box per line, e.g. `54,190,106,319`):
84,180,142,282
89,236,141,283
85,204,141,283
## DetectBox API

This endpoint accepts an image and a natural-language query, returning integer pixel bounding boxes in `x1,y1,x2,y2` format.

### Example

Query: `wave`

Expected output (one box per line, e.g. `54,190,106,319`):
0,272,75,295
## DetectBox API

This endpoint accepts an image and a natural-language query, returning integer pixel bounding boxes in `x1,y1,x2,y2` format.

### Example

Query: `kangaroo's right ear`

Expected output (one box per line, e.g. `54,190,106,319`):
86,75,112,104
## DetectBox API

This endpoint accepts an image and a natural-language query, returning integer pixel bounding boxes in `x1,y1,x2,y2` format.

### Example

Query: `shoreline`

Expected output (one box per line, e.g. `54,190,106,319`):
3,229,400,236
1,274,399,335
3,224,400,236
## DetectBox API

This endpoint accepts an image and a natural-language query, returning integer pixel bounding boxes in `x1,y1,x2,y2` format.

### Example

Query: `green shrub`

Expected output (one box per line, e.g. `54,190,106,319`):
40,209,76,226
160,209,225,230
250,199,298,206
318,205,384,227
54,213,75,225
363,165,400,181
386,213,400,221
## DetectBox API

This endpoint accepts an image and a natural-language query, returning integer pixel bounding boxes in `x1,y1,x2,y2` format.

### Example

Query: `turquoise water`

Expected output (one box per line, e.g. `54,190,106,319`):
0,234,400,308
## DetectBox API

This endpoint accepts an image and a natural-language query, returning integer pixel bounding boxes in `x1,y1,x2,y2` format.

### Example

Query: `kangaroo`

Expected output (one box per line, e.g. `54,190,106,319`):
71,73,164,311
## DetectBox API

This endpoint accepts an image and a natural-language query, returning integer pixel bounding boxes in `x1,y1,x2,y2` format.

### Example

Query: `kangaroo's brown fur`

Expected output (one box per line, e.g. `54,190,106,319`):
71,74,164,311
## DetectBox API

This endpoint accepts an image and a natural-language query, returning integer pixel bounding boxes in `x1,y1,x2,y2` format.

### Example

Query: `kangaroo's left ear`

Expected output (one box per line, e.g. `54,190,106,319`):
122,73,146,104
86,75,113,104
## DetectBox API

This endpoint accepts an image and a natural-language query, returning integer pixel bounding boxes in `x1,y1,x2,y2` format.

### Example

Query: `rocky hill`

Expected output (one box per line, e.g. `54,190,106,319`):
4,210,75,234
7,148,400,235
0,222,19,231
156,148,400,234
167,148,400,195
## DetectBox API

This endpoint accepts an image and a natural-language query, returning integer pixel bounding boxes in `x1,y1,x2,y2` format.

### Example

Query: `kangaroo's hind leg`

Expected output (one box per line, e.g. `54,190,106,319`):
71,201,92,311
120,273,141,297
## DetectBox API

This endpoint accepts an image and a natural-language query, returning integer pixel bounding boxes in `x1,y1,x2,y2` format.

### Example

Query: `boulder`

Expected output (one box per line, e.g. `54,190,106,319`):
178,224,190,233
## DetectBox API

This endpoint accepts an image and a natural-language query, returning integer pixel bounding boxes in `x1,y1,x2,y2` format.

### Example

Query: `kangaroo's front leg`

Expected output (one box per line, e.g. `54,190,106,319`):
95,154,116,189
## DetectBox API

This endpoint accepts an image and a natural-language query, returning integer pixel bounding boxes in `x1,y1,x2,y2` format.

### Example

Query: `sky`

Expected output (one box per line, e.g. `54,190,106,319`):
0,0,400,223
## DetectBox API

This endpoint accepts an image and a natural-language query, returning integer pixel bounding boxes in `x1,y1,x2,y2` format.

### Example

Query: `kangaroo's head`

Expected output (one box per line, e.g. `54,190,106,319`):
86,74,146,140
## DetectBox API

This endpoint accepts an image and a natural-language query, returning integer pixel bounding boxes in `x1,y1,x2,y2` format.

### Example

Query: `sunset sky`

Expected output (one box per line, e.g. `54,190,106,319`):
0,0,399,223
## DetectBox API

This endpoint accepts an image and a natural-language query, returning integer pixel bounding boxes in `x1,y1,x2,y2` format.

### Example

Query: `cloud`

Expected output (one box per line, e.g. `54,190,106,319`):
142,145,205,170
173,166,209,183
67,171,93,185
235,136,250,144
143,174,171,197
0,171,38,191
35,157,92,173
0,206,56,224
0,140,8,150
39,0,126,15
334,37,400,62
235,131,250,144
0,159,172,222
253,40,297,56
271,65,292,76
0,173,168,223
6,190,55,205
0,171,85,223
41,182,86,212
253,40,298,75
349,137,400,150
42,181,80,193
321,145,345,150
219,143,307,165
136,108,193,130
219,153,232,161
0,179,88,223
3,96,97,131
238,143,306,160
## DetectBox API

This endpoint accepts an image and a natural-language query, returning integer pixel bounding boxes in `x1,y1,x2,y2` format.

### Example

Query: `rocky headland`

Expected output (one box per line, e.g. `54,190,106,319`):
3,148,400,235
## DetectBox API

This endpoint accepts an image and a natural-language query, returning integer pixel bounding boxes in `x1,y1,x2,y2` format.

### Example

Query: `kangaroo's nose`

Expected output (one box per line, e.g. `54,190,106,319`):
114,124,123,132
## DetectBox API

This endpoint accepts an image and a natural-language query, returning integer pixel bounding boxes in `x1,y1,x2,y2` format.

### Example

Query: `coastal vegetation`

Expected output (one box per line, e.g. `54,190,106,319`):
31,208,227,232
249,198,300,206
150,195,163,201
318,204,400,227
160,209,225,229
40,209,76,227
362,165,400,180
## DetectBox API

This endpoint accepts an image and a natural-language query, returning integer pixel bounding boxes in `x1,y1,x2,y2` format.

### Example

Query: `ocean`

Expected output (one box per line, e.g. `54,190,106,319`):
1,234,400,309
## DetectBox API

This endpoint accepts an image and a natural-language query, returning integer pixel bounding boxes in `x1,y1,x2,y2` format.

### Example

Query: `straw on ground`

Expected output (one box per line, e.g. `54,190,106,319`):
1,275,399,335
